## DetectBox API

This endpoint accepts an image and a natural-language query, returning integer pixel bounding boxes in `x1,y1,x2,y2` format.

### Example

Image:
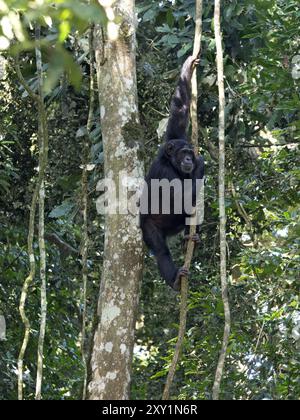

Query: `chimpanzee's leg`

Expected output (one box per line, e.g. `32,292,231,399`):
142,218,182,289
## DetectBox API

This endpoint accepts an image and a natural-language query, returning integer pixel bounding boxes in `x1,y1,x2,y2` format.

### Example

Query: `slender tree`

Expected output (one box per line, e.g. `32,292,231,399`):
212,0,231,400
16,29,49,400
87,0,144,400
35,25,49,401
81,24,96,401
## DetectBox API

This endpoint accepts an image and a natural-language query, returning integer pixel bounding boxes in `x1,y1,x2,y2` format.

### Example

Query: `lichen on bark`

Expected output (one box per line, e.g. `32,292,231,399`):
87,0,144,401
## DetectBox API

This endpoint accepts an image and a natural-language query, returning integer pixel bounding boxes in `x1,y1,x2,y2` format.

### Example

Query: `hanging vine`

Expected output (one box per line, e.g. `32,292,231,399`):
16,27,49,400
35,25,49,401
212,0,231,400
162,0,203,400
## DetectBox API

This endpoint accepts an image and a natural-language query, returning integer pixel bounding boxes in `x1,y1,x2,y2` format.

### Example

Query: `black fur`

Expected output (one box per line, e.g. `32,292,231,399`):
140,56,204,291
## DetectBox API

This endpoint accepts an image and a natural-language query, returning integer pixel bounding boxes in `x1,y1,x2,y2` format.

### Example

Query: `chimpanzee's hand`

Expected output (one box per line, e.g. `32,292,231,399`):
181,55,200,82
173,267,190,292
182,233,200,252
191,55,200,67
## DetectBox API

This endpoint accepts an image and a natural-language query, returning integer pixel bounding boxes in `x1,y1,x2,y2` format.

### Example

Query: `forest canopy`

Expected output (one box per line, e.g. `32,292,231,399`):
0,0,299,401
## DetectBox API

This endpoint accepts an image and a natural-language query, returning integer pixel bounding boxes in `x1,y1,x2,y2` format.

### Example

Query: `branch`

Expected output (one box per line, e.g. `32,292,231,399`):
230,181,258,247
81,22,96,401
240,142,299,148
35,25,49,401
212,0,231,401
45,232,79,256
162,0,203,400
14,56,40,104
201,127,219,161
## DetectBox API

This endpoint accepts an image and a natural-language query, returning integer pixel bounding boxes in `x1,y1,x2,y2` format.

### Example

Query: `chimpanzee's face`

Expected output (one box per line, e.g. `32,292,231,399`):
166,140,195,175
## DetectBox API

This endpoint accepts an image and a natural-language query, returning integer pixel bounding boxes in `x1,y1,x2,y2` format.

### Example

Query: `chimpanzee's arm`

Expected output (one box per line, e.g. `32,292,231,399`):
165,55,199,142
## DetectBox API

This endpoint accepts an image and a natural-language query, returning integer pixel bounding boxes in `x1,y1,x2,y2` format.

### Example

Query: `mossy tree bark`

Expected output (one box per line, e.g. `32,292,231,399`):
87,0,144,400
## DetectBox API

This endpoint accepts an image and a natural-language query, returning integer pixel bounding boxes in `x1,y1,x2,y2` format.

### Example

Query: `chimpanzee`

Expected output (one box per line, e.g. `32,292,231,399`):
140,55,204,291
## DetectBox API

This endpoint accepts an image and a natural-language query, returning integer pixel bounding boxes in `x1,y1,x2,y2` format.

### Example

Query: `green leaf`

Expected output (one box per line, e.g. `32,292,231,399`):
166,10,175,28
177,44,192,58
49,201,75,219
59,21,71,43
143,9,156,22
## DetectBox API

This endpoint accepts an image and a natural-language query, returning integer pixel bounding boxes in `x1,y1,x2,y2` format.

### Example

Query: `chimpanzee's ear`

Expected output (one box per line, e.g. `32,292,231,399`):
165,141,175,156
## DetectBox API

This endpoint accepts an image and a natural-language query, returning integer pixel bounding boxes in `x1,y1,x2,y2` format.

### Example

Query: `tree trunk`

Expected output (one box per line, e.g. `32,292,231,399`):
87,0,144,400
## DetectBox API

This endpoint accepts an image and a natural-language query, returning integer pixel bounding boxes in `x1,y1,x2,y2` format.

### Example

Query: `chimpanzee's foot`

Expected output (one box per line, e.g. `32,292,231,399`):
192,57,200,66
172,267,190,292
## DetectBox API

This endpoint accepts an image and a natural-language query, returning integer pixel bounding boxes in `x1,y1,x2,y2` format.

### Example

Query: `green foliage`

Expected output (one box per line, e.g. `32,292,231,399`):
134,0,299,400
0,138,16,195
0,1,103,400
0,0,107,91
49,200,75,219
0,0,299,401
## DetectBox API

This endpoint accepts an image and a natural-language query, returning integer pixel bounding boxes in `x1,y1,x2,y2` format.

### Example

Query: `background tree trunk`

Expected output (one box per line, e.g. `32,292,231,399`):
87,0,144,400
